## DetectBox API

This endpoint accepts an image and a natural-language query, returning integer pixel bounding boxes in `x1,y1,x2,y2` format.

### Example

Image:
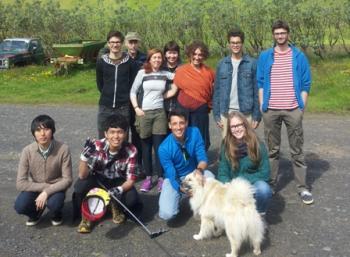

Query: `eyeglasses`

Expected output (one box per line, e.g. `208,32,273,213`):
108,41,122,45
229,41,242,46
273,32,288,36
230,123,244,130
181,145,190,161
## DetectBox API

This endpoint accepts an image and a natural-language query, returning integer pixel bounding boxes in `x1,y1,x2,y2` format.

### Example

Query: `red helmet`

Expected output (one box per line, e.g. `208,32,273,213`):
81,187,110,222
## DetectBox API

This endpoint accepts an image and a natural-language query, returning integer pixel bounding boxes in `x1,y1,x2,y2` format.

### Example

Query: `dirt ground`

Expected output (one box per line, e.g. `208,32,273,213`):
0,104,349,257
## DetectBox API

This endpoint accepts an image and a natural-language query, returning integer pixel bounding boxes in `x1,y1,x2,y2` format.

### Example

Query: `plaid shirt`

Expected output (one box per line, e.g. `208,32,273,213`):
80,138,138,181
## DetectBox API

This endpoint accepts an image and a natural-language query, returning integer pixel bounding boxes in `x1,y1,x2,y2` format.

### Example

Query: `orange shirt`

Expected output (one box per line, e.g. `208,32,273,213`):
174,64,215,109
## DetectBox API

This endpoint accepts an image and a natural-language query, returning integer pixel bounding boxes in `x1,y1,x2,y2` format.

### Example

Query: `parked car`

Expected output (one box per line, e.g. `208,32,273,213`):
0,38,45,69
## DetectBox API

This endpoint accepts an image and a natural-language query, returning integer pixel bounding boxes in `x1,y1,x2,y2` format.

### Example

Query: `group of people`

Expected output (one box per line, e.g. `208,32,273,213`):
14,19,314,234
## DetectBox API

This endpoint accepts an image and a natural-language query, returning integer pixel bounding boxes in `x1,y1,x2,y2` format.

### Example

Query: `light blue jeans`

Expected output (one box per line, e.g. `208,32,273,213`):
158,170,215,220
253,180,272,214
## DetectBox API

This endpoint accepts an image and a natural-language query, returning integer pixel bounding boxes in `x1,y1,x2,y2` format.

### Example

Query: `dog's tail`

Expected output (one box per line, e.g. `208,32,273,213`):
225,178,256,207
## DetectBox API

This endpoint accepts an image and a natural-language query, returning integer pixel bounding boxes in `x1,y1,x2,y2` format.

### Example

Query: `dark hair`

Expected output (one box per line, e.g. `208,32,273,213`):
271,20,290,33
163,41,180,54
185,41,209,60
31,114,55,138
103,114,129,132
168,109,188,122
143,48,163,73
106,31,124,42
227,29,245,43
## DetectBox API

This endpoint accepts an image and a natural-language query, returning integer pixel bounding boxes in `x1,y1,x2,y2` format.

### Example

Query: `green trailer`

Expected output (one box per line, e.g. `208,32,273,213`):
50,40,105,75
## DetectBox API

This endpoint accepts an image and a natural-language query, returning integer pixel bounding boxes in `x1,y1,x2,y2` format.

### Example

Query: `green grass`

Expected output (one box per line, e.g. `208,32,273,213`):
0,57,349,113
0,65,98,105
308,57,350,113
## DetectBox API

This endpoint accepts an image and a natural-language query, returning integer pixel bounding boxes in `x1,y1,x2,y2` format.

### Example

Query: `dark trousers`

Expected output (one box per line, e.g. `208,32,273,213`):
14,191,65,219
130,107,143,165
141,135,165,177
178,103,210,151
72,174,142,220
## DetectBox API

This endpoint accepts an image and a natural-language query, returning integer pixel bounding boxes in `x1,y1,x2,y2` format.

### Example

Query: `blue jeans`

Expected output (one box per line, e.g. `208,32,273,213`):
253,180,272,213
158,170,215,220
14,191,65,219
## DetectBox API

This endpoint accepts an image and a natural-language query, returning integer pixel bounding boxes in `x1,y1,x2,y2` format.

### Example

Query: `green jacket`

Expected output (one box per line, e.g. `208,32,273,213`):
217,142,270,184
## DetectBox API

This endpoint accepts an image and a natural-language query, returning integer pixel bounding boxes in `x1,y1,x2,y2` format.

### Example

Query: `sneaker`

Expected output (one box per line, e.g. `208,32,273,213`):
140,176,152,192
26,208,44,226
51,213,63,226
157,177,164,192
77,218,91,233
110,202,125,224
299,190,314,205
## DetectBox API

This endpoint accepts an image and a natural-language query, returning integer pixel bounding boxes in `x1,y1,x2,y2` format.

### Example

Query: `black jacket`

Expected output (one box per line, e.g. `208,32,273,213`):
96,53,139,108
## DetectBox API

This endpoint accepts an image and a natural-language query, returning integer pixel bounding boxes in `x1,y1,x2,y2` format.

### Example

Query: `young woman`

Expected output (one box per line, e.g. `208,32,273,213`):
162,41,181,114
217,111,272,215
173,41,215,151
130,48,178,193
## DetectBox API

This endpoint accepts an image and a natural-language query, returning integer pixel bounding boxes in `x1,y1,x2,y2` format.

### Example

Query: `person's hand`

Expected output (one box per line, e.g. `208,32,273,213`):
135,107,145,117
216,120,223,129
108,187,123,200
35,191,48,210
180,185,192,197
82,138,96,158
251,120,260,129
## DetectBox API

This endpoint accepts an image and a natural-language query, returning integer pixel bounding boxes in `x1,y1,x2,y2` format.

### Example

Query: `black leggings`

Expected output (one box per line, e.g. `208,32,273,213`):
141,134,165,177
72,175,141,219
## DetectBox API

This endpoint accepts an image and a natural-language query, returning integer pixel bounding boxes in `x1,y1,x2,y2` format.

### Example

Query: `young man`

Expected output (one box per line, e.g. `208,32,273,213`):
158,109,214,220
14,115,72,226
257,20,313,204
73,113,142,233
96,31,139,139
213,29,261,138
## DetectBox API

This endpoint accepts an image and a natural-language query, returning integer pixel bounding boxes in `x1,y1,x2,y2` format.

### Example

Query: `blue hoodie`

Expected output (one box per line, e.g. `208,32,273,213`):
257,45,312,112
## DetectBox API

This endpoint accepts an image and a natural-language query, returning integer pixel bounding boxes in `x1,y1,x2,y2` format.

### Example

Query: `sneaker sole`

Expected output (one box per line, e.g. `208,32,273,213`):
140,188,151,192
26,220,41,226
302,199,314,205
51,220,63,226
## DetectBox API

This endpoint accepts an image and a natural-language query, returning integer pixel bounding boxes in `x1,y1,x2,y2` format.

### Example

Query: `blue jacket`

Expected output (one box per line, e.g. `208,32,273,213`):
213,54,261,122
257,45,312,112
158,127,208,191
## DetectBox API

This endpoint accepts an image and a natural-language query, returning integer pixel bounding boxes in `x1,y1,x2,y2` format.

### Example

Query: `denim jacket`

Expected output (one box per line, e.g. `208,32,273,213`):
212,54,261,123
257,45,312,112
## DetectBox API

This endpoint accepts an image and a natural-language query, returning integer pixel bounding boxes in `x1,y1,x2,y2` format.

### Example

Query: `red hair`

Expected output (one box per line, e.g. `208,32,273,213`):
143,48,163,73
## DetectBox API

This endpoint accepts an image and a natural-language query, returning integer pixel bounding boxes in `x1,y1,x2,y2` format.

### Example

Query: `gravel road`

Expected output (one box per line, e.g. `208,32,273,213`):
0,104,349,257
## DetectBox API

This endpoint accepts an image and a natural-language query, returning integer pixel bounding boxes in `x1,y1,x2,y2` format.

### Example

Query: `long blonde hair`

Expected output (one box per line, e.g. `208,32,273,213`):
223,111,260,169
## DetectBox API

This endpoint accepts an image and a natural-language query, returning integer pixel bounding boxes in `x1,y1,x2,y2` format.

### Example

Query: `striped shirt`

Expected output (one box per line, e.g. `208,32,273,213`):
269,48,298,109
130,69,174,110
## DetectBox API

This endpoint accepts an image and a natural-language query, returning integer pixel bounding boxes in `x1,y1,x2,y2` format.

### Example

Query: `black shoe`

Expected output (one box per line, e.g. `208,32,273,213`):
26,208,45,226
51,212,63,226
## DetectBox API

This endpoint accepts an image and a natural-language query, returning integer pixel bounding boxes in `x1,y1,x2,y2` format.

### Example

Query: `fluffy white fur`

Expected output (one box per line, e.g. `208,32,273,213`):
182,172,265,257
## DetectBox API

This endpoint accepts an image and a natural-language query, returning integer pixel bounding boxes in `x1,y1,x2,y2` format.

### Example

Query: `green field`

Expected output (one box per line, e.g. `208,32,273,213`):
0,57,349,113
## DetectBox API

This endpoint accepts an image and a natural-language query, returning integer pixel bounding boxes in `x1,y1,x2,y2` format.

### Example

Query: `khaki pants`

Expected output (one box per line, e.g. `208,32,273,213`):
262,108,308,192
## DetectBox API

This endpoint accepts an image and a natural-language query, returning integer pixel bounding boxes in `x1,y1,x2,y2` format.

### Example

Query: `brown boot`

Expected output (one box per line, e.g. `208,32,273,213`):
110,201,125,224
77,217,92,233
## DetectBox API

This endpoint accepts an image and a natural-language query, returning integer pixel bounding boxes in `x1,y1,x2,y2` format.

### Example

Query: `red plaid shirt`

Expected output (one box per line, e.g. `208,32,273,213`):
80,138,139,181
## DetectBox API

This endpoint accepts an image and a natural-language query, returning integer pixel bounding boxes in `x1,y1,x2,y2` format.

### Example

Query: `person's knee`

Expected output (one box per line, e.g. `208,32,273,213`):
46,193,65,212
14,198,27,214
254,181,272,199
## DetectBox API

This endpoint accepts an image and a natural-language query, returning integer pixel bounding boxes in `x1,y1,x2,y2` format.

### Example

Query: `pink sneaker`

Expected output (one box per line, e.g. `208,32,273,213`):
157,177,164,192
140,176,152,192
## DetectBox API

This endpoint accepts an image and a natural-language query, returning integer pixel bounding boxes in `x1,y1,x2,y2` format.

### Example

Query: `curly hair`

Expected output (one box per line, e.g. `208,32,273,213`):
223,111,260,169
185,40,209,60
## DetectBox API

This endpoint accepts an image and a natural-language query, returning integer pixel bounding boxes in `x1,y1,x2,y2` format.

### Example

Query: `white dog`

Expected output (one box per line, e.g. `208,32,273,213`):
182,172,265,257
